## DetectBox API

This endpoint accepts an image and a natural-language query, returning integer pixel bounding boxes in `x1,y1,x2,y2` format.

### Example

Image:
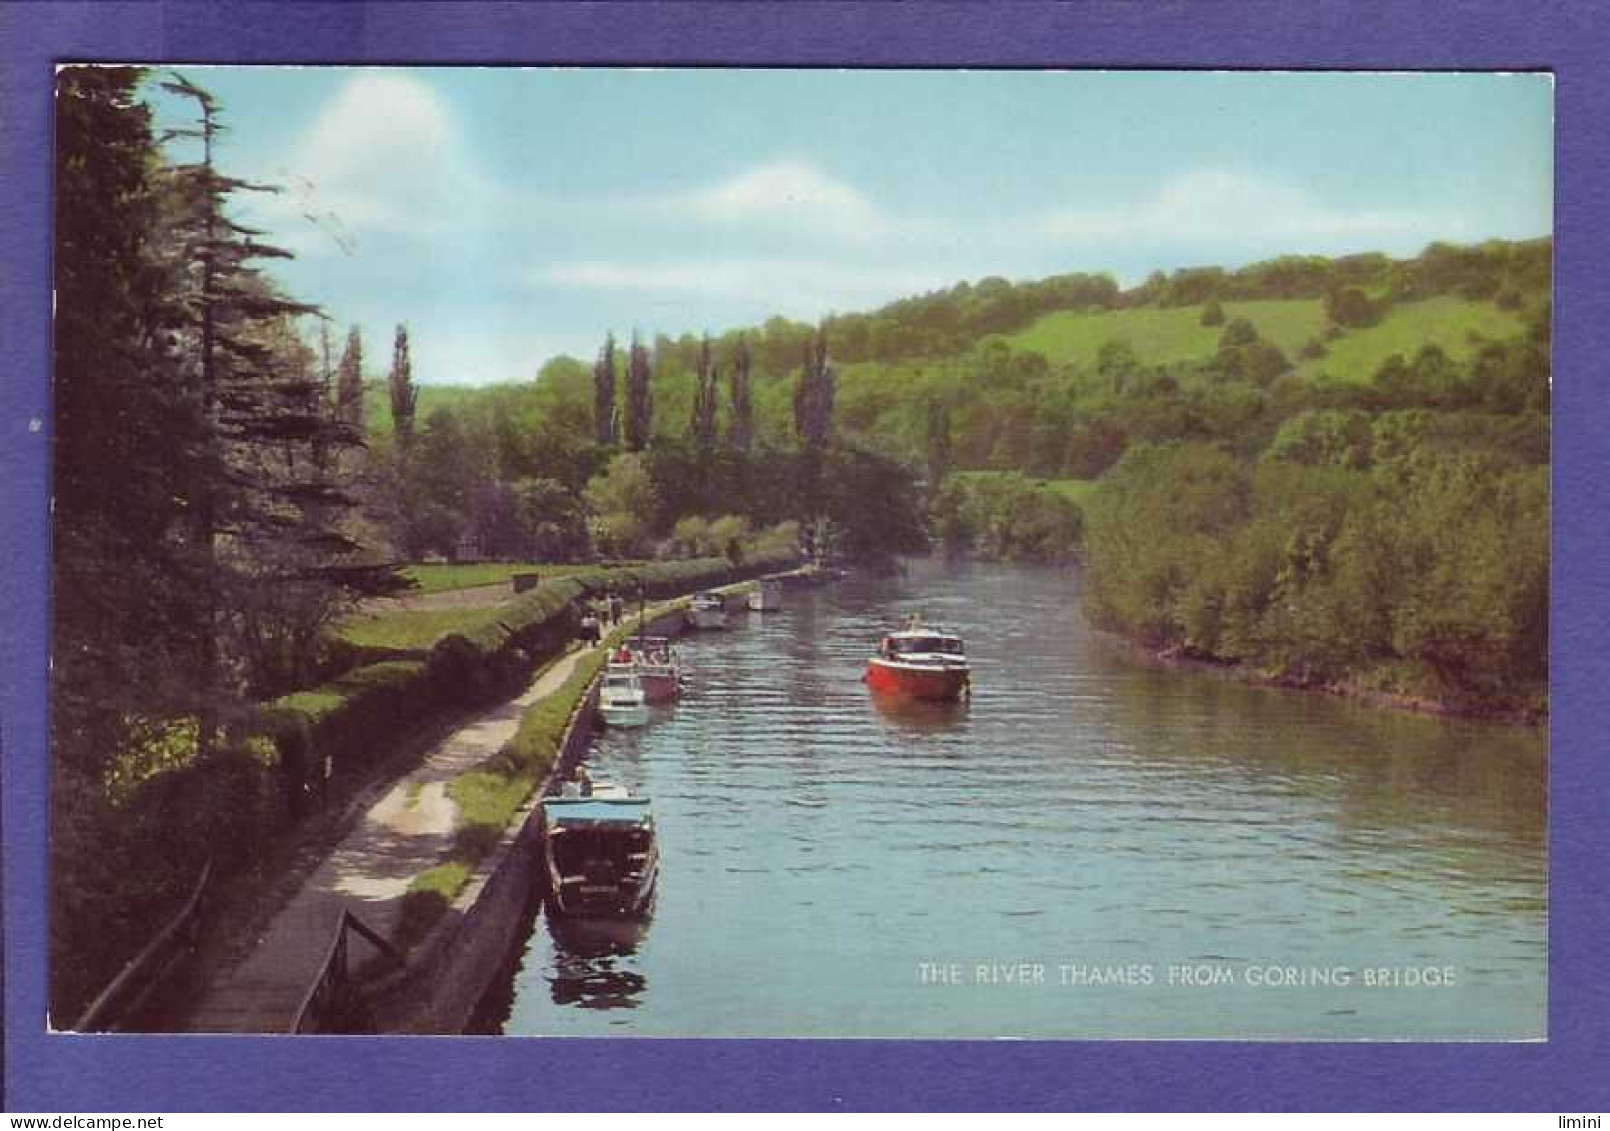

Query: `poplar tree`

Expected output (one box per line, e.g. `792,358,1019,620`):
793,324,836,521
593,333,617,447
691,333,720,455
625,330,654,451
389,323,417,449
336,325,365,428
727,333,754,456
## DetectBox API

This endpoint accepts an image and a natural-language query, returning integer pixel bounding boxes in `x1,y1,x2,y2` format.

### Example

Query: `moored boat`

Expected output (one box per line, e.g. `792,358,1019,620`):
541,786,658,917
598,665,650,727
747,577,784,611
626,636,682,702
688,591,729,630
865,620,971,701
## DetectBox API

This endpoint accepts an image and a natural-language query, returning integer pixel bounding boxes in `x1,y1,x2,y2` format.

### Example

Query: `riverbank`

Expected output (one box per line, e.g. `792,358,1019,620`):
1091,627,1548,728
159,560,800,1033
364,585,761,1033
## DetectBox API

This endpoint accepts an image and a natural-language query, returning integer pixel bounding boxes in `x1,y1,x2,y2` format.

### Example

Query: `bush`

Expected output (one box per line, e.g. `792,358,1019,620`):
257,660,439,794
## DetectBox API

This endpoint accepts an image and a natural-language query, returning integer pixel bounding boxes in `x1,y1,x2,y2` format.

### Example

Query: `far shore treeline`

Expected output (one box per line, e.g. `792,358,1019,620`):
50,68,1547,1023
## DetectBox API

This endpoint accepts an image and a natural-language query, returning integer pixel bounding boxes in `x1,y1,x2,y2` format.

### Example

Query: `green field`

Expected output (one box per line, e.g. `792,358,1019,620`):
1006,296,1526,384
1041,478,1099,505
1295,295,1527,383
1005,299,1329,369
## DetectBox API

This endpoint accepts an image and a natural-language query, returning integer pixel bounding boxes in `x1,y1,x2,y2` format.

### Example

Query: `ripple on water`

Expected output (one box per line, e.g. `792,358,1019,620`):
501,560,1547,1040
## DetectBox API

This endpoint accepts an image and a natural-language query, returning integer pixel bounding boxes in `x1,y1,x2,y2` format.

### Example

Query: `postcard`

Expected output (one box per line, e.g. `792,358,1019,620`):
6,3,1607,1113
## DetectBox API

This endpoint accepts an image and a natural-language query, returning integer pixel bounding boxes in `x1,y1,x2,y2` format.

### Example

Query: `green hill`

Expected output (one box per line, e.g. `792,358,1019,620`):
1296,295,1527,383
1005,295,1526,383
1005,298,1328,370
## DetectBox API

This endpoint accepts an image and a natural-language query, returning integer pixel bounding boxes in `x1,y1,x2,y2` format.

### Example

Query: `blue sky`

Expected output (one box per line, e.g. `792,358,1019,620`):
147,68,1553,386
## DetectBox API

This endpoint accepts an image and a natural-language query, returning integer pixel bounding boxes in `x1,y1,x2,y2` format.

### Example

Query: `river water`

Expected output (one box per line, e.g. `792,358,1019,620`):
492,559,1546,1040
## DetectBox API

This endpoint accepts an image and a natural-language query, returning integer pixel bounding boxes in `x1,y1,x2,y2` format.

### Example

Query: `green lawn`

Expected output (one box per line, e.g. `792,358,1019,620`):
402,562,598,595
338,607,487,651
1296,296,1527,384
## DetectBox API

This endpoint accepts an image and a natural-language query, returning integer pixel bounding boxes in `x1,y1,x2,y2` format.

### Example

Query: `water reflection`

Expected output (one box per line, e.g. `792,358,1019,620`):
543,900,654,1012
868,690,971,734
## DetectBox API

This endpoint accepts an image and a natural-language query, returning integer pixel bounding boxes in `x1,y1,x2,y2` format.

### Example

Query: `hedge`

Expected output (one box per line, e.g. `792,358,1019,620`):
255,660,440,805
256,549,804,810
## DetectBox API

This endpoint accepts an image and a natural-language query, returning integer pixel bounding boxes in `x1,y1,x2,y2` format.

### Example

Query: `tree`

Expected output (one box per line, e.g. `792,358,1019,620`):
691,334,720,455
159,71,395,720
336,326,365,428
53,65,207,782
625,331,654,450
794,324,836,451
585,452,659,556
793,325,837,520
924,396,953,491
388,323,417,448
1200,300,1225,327
593,333,617,447
728,333,755,455
1324,286,1379,329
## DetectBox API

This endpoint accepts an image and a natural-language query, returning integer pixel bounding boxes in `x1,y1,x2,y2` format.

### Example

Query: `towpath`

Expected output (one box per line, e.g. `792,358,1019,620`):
179,642,598,1033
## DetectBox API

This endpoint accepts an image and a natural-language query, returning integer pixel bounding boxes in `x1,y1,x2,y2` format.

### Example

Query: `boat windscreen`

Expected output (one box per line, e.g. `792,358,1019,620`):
891,635,963,655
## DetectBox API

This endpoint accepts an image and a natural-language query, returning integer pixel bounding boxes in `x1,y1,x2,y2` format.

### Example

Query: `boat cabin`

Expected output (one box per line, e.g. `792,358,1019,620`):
879,632,965,659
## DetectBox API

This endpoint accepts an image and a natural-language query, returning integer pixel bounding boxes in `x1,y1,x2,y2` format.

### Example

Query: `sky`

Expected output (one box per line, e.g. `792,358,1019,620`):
145,68,1554,387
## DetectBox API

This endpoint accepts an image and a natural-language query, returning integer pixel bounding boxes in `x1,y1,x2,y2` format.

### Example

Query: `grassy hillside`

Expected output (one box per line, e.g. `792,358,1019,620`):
1297,295,1527,383
1006,295,1526,383
1005,299,1328,369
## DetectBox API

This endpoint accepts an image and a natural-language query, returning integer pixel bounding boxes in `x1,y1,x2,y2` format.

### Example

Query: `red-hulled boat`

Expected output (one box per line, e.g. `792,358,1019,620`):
865,620,971,701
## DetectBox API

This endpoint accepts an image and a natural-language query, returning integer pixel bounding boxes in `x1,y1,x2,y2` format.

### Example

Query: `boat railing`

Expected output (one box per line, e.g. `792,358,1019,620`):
73,857,214,1033
290,908,404,1034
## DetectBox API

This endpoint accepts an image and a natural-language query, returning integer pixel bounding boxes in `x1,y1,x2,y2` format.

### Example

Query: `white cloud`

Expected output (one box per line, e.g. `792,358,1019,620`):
1038,169,1471,251
243,72,499,251
533,257,949,321
619,157,936,244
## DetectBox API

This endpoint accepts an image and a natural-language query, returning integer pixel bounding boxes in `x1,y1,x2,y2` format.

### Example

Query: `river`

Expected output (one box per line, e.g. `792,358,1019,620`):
487,559,1546,1040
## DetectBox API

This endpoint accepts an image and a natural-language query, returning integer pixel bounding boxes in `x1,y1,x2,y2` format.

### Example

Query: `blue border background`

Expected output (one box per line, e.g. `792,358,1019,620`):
3,1,1605,1112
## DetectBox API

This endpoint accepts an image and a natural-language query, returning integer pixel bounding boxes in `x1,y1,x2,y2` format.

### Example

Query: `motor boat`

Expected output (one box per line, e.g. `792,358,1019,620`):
597,665,650,727
688,591,729,630
541,783,658,917
865,618,971,702
747,578,784,612
623,636,682,702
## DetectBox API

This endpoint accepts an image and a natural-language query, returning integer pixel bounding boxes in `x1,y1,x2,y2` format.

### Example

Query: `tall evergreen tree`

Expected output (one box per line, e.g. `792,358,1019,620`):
625,330,654,451
728,333,754,455
389,323,417,448
53,66,206,779
336,325,365,428
593,333,617,447
159,73,396,702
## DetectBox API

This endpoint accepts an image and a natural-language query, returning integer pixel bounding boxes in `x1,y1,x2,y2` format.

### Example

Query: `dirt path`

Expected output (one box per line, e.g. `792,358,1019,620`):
179,643,597,1033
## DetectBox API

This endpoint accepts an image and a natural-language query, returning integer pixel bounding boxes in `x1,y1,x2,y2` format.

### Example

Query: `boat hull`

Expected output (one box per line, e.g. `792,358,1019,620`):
688,608,728,630
636,668,680,703
747,580,783,611
865,658,970,701
599,702,650,727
